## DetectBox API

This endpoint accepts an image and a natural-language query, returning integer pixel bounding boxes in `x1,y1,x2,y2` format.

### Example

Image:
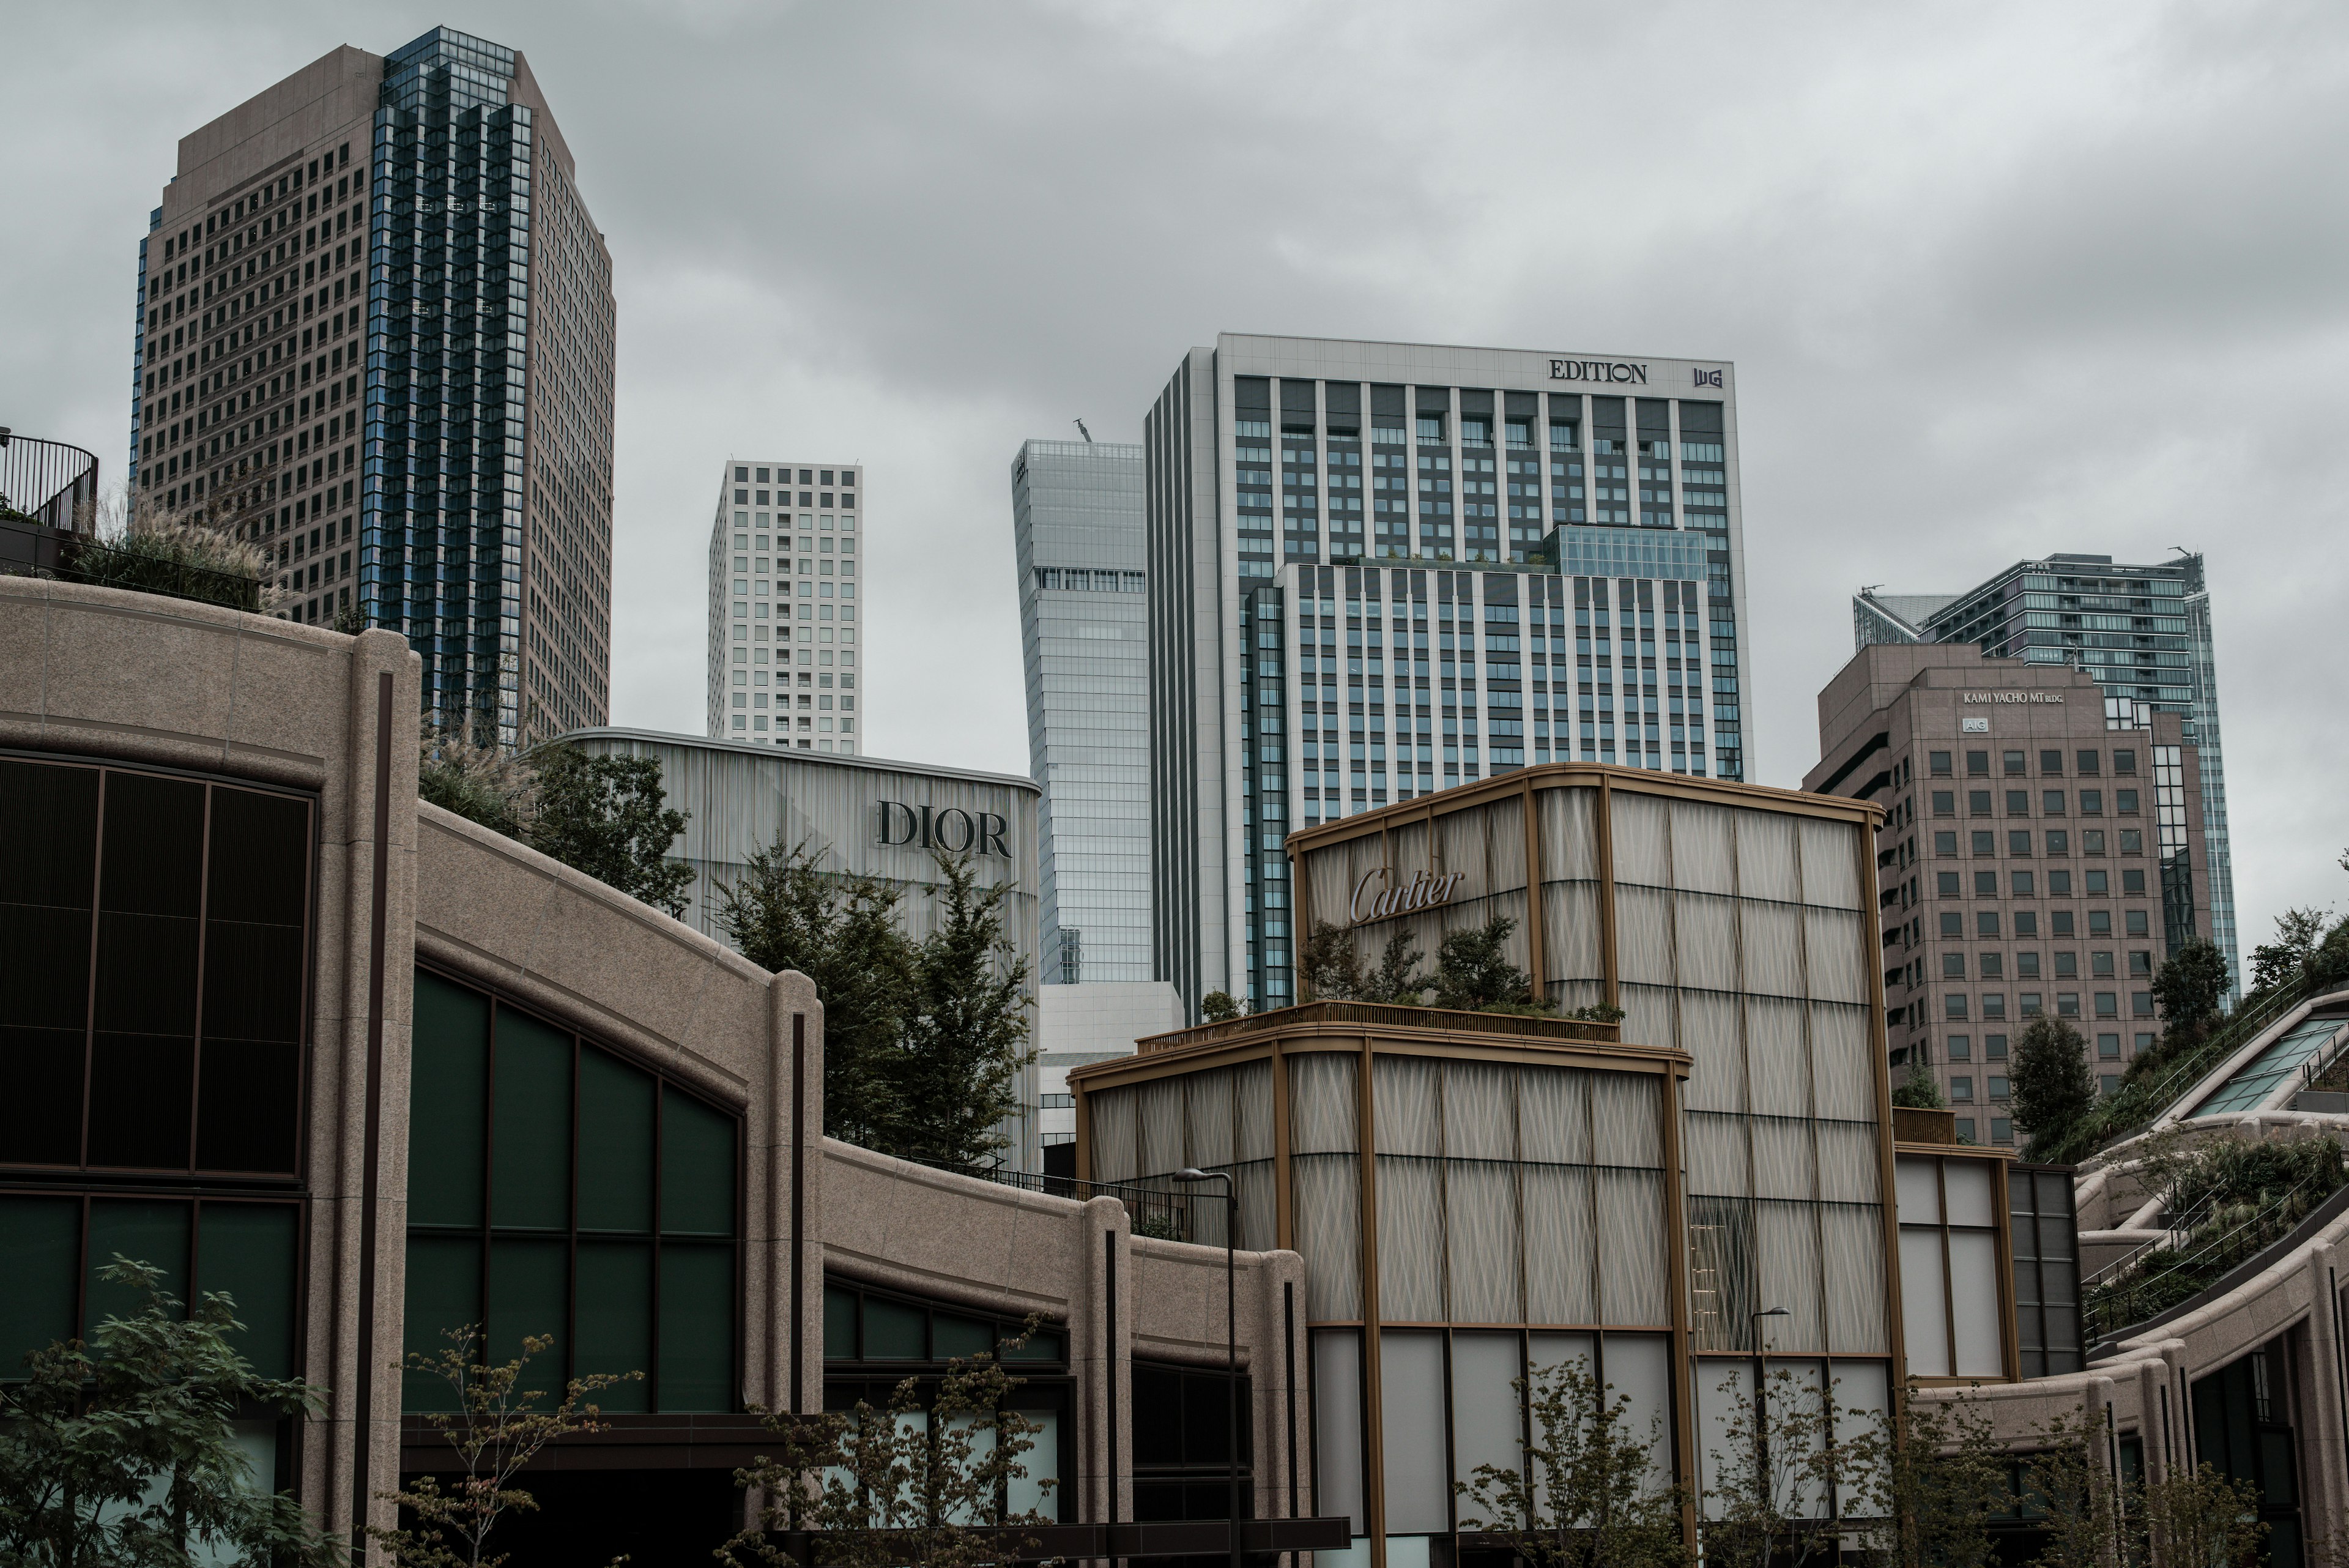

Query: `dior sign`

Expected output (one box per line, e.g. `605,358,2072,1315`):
1349,866,1468,926
876,801,1012,858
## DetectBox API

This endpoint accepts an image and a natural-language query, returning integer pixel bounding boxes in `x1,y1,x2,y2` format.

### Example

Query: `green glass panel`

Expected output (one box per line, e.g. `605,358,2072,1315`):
862,1297,925,1360
196,1202,299,1380
1005,1331,1063,1363
934,1313,993,1361
402,1235,480,1413
0,1195,80,1377
87,1199,190,1339
656,1243,733,1411
577,1047,655,1233
491,1008,572,1232
659,1090,737,1238
486,1237,568,1372
823,1285,857,1361
408,971,489,1227
574,1241,652,1412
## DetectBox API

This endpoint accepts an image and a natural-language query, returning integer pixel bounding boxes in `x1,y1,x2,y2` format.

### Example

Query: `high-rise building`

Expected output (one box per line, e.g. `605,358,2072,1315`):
706,459,866,752
132,27,614,744
1145,335,1750,1013
1854,552,2236,995
1012,438,1151,984
1806,642,2211,1137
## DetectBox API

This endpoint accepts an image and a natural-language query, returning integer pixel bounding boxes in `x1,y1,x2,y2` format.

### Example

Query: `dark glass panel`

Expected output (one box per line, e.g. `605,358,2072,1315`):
656,1243,733,1411
0,1194,81,1375
204,788,309,926
0,1025,86,1165
0,902,94,1030
574,1240,652,1410
201,919,305,1044
197,1202,299,1378
86,1035,194,1169
0,759,100,908
1131,1364,1183,1465
87,1197,190,1334
861,1296,924,1360
1006,1330,1063,1363
402,1233,481,1412
409,971,488,1227
1184,1371,1233,1464
659,1090,735,1237
933,1313,993,1361
577,1047,654,1233
93,912,199,1035
823,1284,856,1360
196,1041,300,1173
490,1007,571,1232
486,1236,567,1368
98,772,204,918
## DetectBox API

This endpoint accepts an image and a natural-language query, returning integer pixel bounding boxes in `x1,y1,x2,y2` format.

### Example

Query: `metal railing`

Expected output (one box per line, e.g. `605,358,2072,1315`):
2057,977,2320,1163
0,431,98,533
2084,1165,2338,1339
2080,1187,2219,1292
1139,998,1621,1055
904,1157,1209,1244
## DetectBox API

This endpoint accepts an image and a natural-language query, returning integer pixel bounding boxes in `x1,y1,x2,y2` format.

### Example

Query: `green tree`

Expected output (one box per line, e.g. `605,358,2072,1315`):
417,721,537,840
1891,1057,1946,1110
1431,916,1548,1013
2136,1460,2267,1568
373,1326,637,1568
2249,906,2332,994
2152,938,2230,1031
2014,1410,2123,1568
528,746,692,918
1699,1367,1885,1568
0,1258,342,1568
721,1326,1056,1568
1455,1354,1689,1568
713,836,918,1151
895,851,1035,1169
2010,1017,2095,1151
1301,921,1429,1004
1857,1388,2006,1568
1199,991,1242,1022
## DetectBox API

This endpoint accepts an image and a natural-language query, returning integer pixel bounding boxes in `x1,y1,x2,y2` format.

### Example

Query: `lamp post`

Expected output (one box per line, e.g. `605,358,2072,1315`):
1751,1306,1789,1561
1176,1167,1241,1568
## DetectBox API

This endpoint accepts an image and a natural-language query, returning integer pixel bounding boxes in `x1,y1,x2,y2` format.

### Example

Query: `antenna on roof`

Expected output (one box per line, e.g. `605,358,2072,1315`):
1074,419,1093,443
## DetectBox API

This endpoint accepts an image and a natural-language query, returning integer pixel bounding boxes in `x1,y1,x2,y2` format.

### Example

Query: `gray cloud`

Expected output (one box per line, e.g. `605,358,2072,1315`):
6,0,2344,956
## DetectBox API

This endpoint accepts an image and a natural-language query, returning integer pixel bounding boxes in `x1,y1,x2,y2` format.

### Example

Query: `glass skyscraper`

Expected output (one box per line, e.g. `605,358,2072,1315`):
1013,439,1152,984
133,27,614,744
1854,552,2236,994
1145,336,1751,1014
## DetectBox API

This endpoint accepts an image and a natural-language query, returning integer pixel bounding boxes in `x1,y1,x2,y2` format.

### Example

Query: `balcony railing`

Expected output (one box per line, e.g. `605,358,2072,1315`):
1138,998,1622,1055
0,430,97,533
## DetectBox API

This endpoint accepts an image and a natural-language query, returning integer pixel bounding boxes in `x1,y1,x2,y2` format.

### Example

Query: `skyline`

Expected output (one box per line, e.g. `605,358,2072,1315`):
7,1,2344,967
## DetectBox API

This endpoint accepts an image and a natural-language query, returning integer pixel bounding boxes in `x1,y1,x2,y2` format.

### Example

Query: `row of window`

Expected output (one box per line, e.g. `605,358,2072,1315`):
1930,747,2139,778
1937,828,2145,858
1935,948,2153,978
1935,787,2140,817
732,464,852,487
1932,902,2151,938
1945,992,2152,1020
1036,568,1144,593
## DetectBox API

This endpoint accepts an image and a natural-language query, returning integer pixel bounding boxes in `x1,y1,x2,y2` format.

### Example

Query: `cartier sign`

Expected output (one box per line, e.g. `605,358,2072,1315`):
1550,359,1649,384
1349,866,1468,926
876,801,1012,858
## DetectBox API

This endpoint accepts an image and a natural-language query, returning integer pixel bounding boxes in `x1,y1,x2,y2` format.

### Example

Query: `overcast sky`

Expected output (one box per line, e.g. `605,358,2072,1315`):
9,0,2345,961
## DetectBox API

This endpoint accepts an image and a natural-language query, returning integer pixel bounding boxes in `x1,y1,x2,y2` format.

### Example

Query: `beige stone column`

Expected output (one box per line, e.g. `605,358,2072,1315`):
1077,1195,1132,1529
2304,1243,2348,1545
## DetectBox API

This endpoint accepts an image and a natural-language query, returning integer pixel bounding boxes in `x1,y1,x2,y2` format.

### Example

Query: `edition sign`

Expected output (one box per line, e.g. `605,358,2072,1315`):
876,801,1012,858
1349,866,1467,926
1550,359,1649,384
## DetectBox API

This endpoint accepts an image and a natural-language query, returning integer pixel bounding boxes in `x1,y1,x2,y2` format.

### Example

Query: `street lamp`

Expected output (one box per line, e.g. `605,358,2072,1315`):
1176,1167,1241,1568
1751,1307,1789,1558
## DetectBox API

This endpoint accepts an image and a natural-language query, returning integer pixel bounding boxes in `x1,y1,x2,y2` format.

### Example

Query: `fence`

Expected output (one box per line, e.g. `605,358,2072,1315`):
0,431,98,533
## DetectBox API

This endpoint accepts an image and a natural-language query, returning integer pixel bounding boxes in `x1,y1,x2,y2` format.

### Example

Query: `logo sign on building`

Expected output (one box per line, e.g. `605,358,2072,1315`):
1693,368,1724,388
1549,359,1649,385
1962,717,1991,734
1349,866,1468,927
876,801,1012,858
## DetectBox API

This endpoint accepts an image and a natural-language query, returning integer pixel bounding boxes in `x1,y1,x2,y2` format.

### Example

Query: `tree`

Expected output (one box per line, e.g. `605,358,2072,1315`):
1431,916,1548,1013
1301,921,1428,1004
2136,1460,2267,1568
2152,938,2230,1031
1699,1367,1884,1568
714,836,918,1151
0,1258,341,1568
721,1327,1055,1568
1891,1057,1946,1110
418,720,538,840
1200,991,1242,1022
2249,906,2332,994
1857,1388,2006,1568
528,746,693,918
2009,1017,2095,1150
373,1326,637,1568
1455,1354,1688,1568
895,851,1036,1169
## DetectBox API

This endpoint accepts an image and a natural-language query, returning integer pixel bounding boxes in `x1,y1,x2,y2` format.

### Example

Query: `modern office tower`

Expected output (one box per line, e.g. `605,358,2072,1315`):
1855,552,2236,995
1806,642,2211,1141
132,27,614,745
1145,335,1749,1013
707,459,866,752
1012,439,1151,985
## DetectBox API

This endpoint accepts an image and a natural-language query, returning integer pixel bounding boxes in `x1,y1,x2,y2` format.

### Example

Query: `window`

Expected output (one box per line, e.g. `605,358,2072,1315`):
2130,951,2153,976
2117,790,2140,814
1932,791,1954,816
2011,871,2036,896
2077,751,2101,775
1983,995,2006,1019
1948,1035,1972,1060
2052,911,2076,936
1040,1093,1075,1110
1952,1076,1974,1101
1974,871,1997,895
1935,831,1958,855
2115,749,2137,774
1980,954,2004,979
2046,830,2069,855
2003,751,2025,775
2019,993,2043,1017
2095,992,2118,1018
1946,995,1969,1020
2039,750,2063,774
1943,953,1966,978
1940,912,1963,937
2042,791,2066,816
2006,790,2030,815
2080,790,2102,816
1969,790,1992,816
1977,912,2002,937
1955,1118,1976,1142
1972,831,1995,856
2125,910,2150,936
2120,830,2144,855
1984,1033,2009,1060
1991,1118,2013,1145
2008,831,2032,856
2083,830,2106,855
2017,951,2041,978
2016,912,2039,937
1929,751,1952,775
1939,872,1962,896
1989,1077,2009,1100
1967,751,1989,776
403,970,742,1413
2088,910,2113,936
2057,993,2081,1017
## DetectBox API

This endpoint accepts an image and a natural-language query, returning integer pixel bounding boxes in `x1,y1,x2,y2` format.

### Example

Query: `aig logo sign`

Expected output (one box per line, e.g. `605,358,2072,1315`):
877,801,1012,858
